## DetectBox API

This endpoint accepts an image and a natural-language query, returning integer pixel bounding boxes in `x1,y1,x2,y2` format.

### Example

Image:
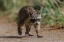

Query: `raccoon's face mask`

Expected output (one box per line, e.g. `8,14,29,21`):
30,12,41,23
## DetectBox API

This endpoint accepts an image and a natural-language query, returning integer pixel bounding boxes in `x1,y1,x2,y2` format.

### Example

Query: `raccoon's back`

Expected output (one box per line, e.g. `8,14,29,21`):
18,6,30,26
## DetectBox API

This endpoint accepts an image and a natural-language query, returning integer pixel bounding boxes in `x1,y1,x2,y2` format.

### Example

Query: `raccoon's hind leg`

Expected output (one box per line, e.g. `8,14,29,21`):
25,25,34,36
18,26,22,35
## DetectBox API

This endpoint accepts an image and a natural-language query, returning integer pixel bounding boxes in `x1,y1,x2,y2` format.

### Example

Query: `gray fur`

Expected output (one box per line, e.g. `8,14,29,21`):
17,6,42,38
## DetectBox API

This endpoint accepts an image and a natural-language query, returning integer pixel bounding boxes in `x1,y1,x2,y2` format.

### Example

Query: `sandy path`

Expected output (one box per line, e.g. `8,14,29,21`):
0,18,64,42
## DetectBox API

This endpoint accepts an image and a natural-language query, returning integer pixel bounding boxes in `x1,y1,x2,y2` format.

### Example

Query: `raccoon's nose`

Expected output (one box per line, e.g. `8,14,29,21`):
36,22,40,25
36,23,38,25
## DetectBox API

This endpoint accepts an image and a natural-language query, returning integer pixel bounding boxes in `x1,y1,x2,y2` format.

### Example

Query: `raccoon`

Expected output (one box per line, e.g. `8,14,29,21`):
18,6,42,38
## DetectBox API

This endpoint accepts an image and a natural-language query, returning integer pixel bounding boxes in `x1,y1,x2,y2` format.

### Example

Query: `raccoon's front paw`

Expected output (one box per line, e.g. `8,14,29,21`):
18,29,22,35
18,31,22,35
28,34,34,36
25,32,34,36
37,35,43,38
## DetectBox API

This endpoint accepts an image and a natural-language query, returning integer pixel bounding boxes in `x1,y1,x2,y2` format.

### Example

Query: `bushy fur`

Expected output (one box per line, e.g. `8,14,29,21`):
17,6,42,38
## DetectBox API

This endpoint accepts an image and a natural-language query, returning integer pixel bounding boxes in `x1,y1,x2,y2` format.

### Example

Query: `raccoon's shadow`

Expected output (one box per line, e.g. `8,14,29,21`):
0,36,26,38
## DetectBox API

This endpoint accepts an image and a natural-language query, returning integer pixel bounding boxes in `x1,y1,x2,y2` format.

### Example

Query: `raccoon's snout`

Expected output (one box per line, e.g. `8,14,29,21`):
36,22,40,25
36,22,38,25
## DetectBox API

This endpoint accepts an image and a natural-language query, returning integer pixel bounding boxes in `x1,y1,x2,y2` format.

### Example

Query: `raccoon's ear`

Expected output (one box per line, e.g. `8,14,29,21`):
29,12,33,17
29,12,33,15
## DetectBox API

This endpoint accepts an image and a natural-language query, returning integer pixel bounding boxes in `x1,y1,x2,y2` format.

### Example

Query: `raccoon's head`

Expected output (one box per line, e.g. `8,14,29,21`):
30,12,41,25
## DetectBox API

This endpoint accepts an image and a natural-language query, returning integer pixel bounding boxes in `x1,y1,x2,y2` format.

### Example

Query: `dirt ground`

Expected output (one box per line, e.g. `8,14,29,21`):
0,17,64,42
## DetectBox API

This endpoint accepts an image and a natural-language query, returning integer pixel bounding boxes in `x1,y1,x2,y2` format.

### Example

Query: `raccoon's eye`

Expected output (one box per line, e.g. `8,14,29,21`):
30,19,36,22
37,19,41,21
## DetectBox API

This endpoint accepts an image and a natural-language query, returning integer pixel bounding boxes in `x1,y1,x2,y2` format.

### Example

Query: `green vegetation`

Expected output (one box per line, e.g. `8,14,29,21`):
41,0,64,26
0,0,64,26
